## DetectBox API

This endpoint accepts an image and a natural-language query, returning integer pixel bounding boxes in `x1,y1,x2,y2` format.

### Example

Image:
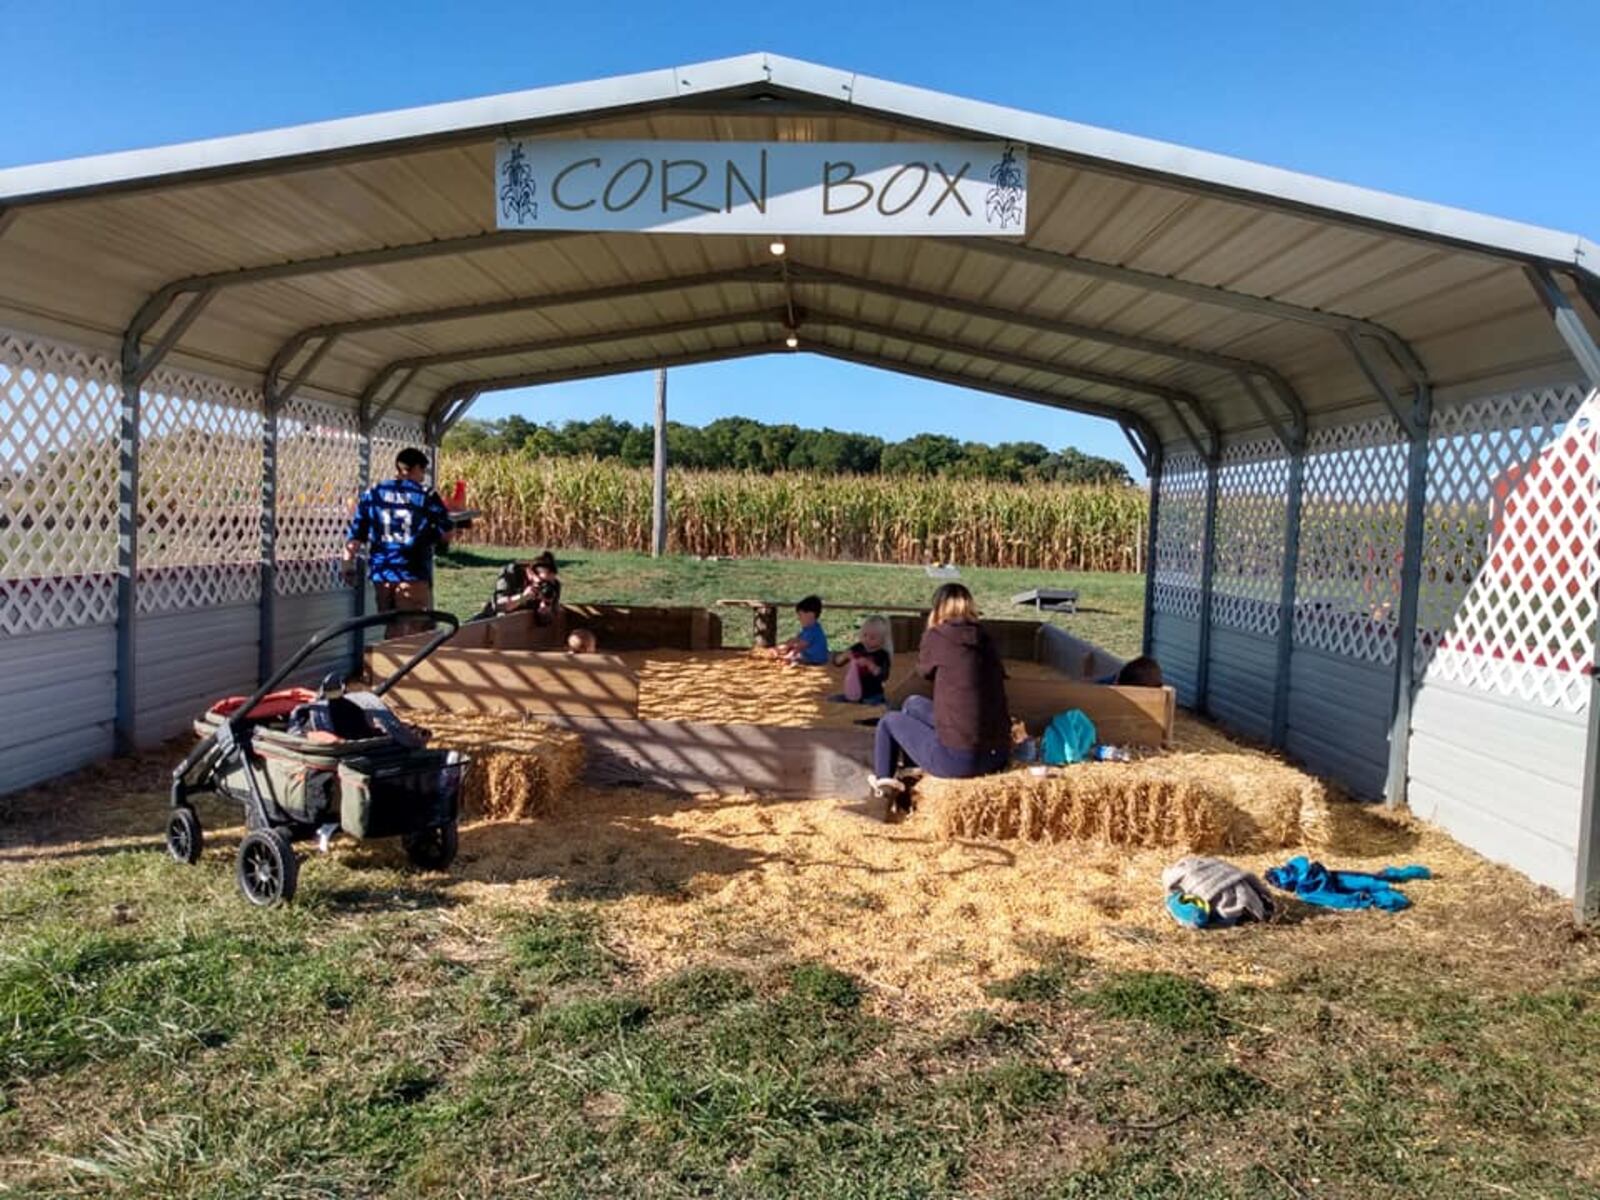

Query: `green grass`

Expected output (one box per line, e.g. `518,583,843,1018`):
3,830,1597,1198
435,545,1146,658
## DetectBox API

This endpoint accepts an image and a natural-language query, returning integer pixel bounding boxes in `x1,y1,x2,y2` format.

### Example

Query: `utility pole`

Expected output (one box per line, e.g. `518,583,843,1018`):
651,367,668,557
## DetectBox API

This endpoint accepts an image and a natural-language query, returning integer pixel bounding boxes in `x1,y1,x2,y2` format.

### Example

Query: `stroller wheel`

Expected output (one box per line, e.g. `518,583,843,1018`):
166,807,203,865
236,829,299,906
402,822,459,872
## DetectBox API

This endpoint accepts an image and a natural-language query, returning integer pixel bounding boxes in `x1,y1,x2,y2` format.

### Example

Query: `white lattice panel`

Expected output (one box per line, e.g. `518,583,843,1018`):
1418,384,1596,713
137,368,263,614
1292,417,1408,664
276,397,360,596
1152,451,1207,621
0,330,120,634
1210,439,1288,636
371,416,426,486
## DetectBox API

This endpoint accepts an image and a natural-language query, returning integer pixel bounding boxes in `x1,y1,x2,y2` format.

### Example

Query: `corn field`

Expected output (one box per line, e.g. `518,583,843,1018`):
445,453,1150,572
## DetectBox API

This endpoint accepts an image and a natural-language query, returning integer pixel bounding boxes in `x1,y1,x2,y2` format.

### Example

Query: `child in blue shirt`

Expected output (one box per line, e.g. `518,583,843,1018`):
767,595,830,665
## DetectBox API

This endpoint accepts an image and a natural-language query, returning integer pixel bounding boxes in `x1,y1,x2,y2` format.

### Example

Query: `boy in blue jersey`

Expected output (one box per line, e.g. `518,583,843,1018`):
344,447,455,639
765,594,829,666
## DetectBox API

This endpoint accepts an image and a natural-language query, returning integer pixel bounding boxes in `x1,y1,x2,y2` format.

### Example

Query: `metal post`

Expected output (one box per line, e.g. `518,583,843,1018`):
1579,674,1600,922
1140,443,1163,659
651,367,668,558
1271,440,1306,749
258,394,278,684
1194,454,1220,715
1384,384,1432,809
350,427,371,679
114,348,142,755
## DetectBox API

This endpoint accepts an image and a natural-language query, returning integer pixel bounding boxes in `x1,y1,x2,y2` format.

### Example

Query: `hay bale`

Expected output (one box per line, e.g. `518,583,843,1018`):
921,766,1228,851
393,708,584,820
919,712,1334,853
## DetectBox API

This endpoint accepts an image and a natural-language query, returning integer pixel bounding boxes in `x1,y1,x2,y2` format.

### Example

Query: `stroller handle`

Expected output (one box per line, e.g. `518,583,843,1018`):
174,609,459,780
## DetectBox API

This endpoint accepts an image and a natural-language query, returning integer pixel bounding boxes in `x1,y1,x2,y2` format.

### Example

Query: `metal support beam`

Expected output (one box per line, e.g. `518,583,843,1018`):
947,235,1429,384
431,343,781,414
1579,675,1600,922
1140,439,1163,657
790,263,1306,408
1384,383,1432,809
349,415,371,680
1271,432,1307,750
131,230,579,357
438,390,478,439
1527,265,1600,387
114,341,142,755
1160,396,1213,462
272,264,781,402
135,286,217,382
809,344,1165,450
651,368,668,558
278,333,338,408
0,206,19,242
1342,330,1423,438
366,365,420,428
259,390,279,685
1195,454,1221,716
1570,270,1600,332
1119,419,1151,474
808,312,1204,411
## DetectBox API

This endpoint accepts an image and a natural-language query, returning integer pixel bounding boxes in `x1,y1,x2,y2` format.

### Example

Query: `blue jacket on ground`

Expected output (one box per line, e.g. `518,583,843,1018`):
1264,856,1431,912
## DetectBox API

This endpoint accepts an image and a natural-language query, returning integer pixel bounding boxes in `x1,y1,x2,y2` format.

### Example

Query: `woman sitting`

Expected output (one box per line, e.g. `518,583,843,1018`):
869,583,1010,818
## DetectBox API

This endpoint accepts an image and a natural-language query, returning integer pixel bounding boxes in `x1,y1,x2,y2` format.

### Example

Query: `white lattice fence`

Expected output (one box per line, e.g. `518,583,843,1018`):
276,397,360,595
0,330,121,635
1418,383,1597,713
1152,451,1207,621
1210,439,1288,636
1292,417,1408,664
137,368,263,614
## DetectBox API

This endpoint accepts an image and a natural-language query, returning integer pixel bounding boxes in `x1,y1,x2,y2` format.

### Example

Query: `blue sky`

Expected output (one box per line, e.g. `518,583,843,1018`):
2,1,1594,472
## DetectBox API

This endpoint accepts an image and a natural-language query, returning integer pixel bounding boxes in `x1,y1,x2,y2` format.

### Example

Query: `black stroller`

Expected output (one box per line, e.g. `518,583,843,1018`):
168,611,468,906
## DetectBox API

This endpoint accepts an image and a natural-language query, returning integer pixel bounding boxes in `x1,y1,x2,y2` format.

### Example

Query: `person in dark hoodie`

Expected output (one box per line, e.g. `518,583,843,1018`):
869,583,1010,817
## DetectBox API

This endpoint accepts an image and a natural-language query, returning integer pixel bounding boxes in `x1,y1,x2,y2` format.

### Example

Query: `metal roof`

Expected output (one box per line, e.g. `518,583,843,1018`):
1,50,1595,451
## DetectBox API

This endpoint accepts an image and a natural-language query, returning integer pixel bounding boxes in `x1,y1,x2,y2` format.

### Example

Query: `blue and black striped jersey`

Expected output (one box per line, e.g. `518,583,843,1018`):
345,478,452,583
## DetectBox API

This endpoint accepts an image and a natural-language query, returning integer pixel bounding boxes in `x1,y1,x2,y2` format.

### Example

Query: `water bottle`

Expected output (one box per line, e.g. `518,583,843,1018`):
1093,744,1131,762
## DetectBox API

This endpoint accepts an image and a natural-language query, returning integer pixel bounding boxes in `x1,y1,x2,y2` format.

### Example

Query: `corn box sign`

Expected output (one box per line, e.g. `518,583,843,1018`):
494,139,1027,235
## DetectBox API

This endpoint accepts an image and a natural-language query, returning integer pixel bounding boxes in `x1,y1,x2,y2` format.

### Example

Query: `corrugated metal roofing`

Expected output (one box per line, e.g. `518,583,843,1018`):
0,51,1594,447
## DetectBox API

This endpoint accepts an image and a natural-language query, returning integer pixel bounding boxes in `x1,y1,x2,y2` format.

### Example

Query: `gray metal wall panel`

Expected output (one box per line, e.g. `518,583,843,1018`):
135,603,261,744
1206,627,1276,743
1151,613,1201,708
1408,681,1585,893
0,624,116,795
1285,646,1394,799
274,590,357,684
1408,779,1575,894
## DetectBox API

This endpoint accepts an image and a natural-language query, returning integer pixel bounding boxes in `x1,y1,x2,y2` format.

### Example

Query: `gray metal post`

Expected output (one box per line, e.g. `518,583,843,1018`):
1140,442,1163,659
1578,674,1600,922
651,367,668,558
1271,442,1306,749
258,394,278,684
114,348,142,755
1383,385,1433,809
1194,455,1220,715
349,427,371,679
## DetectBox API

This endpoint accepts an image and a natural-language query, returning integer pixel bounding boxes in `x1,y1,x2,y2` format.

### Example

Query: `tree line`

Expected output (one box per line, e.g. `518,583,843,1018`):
445,415,1134,486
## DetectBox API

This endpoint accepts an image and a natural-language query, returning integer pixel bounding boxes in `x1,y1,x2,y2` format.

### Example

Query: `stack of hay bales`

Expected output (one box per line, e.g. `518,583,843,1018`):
919,713,1334,853
392,708,584,820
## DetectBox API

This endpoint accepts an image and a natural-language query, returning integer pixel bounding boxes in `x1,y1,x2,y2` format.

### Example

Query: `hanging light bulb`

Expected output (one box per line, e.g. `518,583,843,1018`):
769,239,787,257
784,330,800,349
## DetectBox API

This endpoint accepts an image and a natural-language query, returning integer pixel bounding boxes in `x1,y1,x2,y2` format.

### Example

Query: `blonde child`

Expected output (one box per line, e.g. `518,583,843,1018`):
832,615,892,703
